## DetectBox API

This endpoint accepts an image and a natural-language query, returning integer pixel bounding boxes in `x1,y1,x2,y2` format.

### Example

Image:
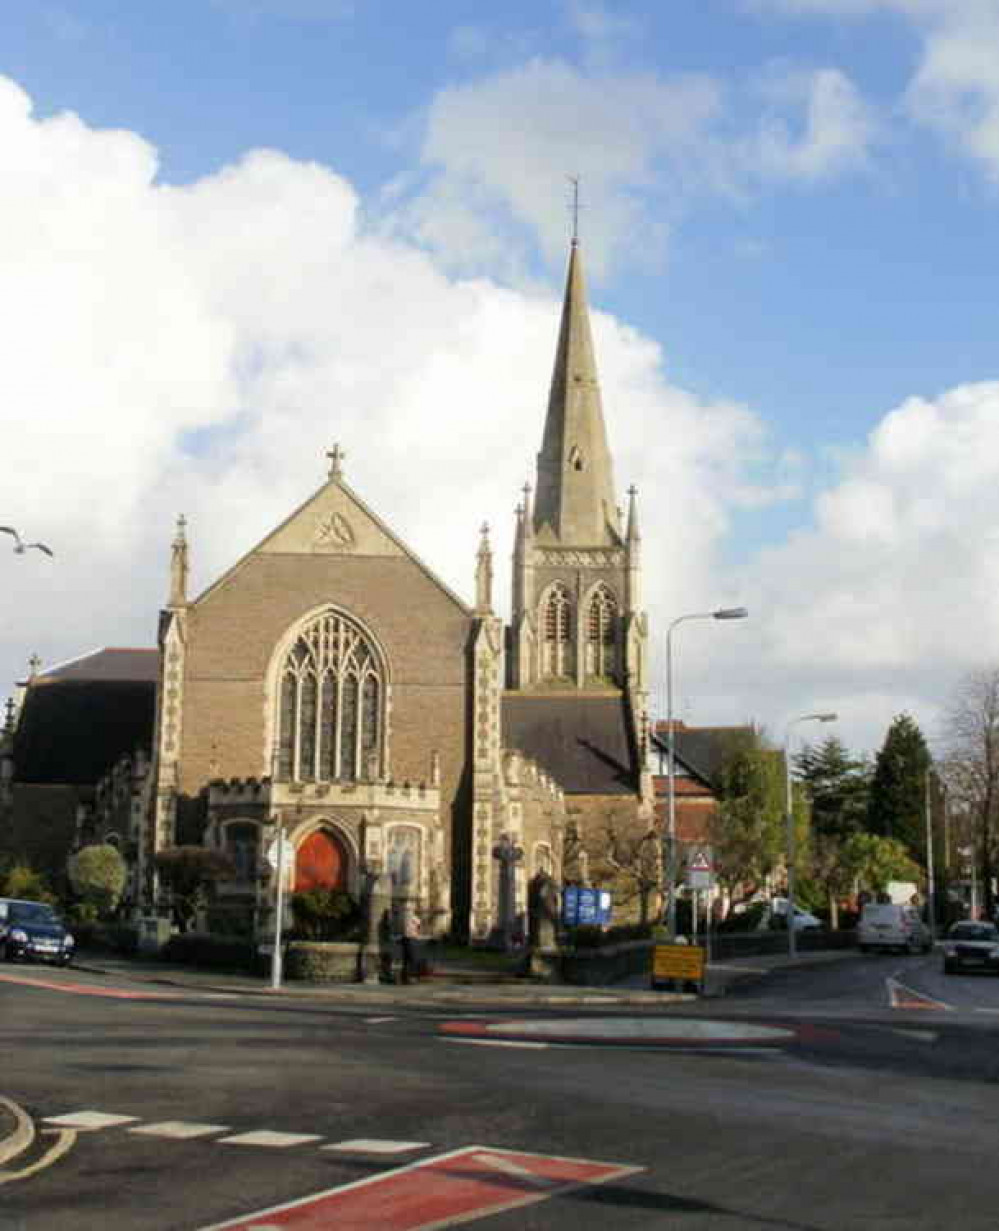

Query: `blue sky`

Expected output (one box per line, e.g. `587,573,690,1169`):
4,0,999,756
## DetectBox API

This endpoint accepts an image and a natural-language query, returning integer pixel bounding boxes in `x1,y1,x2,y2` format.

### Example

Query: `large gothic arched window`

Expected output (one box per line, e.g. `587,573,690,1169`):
276,610,384,782
586,585,618,679
541,583,574,680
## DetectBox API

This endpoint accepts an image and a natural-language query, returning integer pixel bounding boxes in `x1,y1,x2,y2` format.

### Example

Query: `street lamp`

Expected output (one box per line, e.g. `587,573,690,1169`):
784,712,837,958
663,606,749,938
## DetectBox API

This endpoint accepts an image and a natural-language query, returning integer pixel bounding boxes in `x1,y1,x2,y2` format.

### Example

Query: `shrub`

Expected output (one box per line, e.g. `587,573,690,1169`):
290,889,362,941
2,863,56,905
717,901,770,933
67,845,127,919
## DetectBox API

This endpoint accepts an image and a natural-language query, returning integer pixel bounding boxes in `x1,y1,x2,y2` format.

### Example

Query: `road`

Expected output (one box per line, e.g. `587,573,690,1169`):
2,951,999,1229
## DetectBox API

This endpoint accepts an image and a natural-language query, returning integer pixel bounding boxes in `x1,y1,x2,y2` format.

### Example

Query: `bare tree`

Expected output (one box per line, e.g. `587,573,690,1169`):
599,822,661,926
940,667,999,918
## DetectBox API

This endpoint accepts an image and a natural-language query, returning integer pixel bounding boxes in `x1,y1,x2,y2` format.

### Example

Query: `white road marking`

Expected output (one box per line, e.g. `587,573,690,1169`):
441,1038,551,1049
363,1016,396,1024
322,1138,429,1154
0,1129,76,1185
43,1111,140,1130
218,1130,323,1148
129,1121,229,1139
885,977,953,1011
976,1007,999,1014
889,1029,939,1042
470,1151,558,1188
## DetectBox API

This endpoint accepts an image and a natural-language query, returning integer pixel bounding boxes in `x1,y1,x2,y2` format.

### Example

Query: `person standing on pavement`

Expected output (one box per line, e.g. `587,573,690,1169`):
401,911,421,984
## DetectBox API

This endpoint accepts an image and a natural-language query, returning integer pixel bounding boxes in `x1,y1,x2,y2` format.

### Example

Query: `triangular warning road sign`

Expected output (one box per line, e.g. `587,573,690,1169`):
689,850,711,872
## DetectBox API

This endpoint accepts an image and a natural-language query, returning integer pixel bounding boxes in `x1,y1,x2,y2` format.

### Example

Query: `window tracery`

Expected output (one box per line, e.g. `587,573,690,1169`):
541,583,574,679
586,585,618,679
276,610,384,782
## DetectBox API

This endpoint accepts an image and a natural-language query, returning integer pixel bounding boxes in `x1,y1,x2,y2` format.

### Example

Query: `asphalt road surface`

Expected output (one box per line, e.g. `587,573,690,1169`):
3,952,999,1230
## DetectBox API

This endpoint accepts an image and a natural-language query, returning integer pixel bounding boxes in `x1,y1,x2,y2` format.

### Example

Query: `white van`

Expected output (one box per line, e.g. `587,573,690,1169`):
858,902,931,954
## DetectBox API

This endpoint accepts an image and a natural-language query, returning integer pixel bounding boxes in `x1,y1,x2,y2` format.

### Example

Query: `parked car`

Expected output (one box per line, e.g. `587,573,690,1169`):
857,902,931,954
942,921,999,975
0,898,75,966
769,899,823,933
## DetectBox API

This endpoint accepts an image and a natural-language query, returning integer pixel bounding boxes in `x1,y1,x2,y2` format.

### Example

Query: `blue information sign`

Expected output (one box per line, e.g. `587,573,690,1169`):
563,887,612,927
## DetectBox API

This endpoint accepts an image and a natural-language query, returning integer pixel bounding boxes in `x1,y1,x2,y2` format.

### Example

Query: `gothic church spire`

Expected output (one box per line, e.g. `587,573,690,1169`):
533,240,619,547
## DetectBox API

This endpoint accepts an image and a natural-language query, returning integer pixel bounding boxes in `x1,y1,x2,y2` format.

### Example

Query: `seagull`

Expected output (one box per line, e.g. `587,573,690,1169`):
0,526,53,557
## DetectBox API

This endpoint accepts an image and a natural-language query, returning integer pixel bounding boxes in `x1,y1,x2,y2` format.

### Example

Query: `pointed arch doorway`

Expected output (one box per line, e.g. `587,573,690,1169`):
294,829,348,893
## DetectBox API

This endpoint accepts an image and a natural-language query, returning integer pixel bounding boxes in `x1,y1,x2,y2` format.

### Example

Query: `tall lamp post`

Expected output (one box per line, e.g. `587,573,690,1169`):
785,711,837,958
663,606,749,938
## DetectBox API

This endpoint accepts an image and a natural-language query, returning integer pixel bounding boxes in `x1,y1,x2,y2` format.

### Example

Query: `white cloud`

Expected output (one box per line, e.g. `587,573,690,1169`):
0,75,773,734
403,57,724,279
699,379,999,752
751,66,879,181
755,0,999,183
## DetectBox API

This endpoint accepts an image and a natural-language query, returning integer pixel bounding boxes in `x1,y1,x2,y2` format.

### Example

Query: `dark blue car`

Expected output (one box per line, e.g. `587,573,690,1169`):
0,898,75,966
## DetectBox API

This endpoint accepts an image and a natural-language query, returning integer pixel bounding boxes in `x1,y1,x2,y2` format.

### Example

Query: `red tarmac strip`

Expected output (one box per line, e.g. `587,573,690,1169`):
0,971,183,1000
198,1145,642,1230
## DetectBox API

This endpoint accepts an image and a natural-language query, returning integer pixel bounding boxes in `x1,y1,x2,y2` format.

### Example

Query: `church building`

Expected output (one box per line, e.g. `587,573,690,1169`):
3,239,654,942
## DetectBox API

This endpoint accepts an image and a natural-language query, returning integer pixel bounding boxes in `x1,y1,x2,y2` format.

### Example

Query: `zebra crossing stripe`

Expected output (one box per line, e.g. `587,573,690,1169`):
43,1112,140,1130
218,1131,324,1148
322,1139,429,1154
129,1122,230,1139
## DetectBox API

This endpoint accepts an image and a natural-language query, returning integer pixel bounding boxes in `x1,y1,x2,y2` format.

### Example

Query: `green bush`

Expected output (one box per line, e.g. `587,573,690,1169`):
290,889,362,941
2,863,57,905
67,845,127,918
73,921,139,956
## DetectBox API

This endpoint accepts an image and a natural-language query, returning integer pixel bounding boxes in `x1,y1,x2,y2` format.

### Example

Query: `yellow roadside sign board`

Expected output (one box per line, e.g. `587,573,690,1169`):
652,944,705,982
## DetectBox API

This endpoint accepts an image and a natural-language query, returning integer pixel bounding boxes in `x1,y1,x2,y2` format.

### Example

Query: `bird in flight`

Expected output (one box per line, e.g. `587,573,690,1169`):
0,526,53,556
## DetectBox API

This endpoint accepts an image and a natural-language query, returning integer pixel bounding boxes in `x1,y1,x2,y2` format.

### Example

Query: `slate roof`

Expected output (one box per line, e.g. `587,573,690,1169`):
651,724,754,790
28,647,159,684
501,693,638,795
14,648,158,785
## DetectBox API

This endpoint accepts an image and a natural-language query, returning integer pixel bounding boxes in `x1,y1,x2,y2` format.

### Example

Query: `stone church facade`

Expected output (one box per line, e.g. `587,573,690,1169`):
3,239,654,941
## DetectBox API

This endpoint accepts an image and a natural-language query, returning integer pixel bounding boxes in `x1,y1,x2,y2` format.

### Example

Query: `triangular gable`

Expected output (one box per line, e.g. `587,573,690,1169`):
193,476,471,614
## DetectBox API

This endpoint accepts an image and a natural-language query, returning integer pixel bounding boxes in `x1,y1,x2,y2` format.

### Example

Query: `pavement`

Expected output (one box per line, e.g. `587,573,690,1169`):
62,944,858,1004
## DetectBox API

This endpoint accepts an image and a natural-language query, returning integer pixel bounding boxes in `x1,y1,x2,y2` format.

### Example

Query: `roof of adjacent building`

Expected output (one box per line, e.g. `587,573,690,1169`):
26,647,159,684
501,693,638,795
13,648,158,785
651,723,755,790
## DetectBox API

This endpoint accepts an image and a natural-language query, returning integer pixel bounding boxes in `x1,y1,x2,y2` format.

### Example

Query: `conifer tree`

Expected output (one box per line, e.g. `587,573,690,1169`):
867,714,930,864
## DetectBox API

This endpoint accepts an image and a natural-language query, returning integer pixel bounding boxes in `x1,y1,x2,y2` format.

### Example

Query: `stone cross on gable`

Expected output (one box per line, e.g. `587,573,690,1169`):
28,653,42,677
326,444,346,480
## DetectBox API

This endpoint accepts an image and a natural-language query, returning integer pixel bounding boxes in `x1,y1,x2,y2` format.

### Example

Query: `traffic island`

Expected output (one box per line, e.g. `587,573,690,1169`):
438,1017,799,1048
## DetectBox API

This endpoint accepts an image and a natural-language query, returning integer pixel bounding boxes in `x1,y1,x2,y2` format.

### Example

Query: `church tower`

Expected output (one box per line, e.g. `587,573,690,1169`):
509,239,647,705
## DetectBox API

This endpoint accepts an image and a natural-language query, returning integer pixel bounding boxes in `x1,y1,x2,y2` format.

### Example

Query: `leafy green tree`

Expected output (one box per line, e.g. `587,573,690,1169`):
709,729,802,908
67,844,127,920
844,832,921,896
867,714,931,862
154,846,234,933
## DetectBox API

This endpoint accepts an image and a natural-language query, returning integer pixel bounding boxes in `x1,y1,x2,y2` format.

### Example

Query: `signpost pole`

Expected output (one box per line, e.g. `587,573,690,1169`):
271,823,285,991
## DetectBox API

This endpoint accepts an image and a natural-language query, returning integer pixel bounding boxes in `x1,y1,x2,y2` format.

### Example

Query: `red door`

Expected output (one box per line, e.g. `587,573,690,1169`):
294,830,347,892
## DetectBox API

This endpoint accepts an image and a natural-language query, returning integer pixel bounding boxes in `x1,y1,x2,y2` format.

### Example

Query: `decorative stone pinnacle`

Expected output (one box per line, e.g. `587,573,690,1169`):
327,443,346,480
28,653,41,677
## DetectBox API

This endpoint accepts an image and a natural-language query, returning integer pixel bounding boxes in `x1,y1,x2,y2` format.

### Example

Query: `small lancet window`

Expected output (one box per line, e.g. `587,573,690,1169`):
568,445,585,472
